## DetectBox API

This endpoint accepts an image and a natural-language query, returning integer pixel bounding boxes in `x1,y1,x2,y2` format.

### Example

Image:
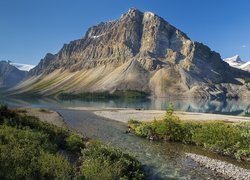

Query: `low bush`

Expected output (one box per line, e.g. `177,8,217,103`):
38,152,73,178
129,106,250,160
192,122,241,154
66,133,85,153
80,141,145,180
0,125,72,179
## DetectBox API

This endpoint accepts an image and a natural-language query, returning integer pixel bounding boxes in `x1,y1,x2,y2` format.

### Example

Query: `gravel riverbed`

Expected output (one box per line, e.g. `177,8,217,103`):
186,153,250,180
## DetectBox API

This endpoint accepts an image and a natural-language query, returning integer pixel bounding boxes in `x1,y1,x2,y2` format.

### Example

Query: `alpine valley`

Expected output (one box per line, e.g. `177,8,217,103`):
10,8,250,99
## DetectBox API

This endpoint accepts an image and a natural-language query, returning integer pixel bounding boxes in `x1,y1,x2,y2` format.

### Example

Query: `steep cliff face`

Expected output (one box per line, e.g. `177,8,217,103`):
0,61,27,88
15,8,250,98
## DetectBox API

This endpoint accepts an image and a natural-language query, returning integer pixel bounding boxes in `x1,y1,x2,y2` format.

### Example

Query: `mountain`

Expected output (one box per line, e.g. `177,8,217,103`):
10,62,35,72
240,61,250,72
224,55,245,68
13,8,250,99
224,55,250,72
0,61,27,88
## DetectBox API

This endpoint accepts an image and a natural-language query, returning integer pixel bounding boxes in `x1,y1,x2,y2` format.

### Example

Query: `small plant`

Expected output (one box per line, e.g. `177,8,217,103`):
66,133,85,153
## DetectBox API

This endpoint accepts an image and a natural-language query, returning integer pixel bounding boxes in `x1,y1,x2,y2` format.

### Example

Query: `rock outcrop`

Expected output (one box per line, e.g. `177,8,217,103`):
14,8,250,98
0,61,27,88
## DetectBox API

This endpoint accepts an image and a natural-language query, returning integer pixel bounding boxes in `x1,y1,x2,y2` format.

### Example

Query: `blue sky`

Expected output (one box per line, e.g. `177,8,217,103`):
0,0,250,65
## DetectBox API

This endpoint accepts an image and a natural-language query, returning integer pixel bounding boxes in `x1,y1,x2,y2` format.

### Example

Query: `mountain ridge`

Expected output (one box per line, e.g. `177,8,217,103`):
0,60,27,88
12,8,250,99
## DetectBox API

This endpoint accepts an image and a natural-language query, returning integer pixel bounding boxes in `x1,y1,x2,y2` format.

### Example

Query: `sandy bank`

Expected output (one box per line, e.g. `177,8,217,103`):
16,108,67,128
67,107,250,123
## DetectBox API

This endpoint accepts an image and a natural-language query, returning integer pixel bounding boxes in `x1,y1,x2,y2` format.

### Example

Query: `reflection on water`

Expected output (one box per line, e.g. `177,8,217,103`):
1,96,250,115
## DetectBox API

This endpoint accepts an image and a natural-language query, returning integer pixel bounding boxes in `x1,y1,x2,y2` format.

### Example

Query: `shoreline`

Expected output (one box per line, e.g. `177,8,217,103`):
67,106,250,123
15,107,67,128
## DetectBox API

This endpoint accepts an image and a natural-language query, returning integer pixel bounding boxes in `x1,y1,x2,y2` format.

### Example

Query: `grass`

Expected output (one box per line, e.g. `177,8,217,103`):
0,104,145,179
128,105,250,161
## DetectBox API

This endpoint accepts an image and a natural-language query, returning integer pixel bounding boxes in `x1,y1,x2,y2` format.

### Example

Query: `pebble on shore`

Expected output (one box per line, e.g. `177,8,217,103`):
185,153,250,180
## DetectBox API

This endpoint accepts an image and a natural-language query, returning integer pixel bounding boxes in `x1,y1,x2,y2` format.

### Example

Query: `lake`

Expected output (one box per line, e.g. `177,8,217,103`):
1,96,249,116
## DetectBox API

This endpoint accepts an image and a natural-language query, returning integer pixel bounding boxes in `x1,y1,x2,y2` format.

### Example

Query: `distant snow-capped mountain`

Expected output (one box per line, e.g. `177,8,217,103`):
240,61,250,71
224,55,245,67
224,55,250,72
10,63,35,71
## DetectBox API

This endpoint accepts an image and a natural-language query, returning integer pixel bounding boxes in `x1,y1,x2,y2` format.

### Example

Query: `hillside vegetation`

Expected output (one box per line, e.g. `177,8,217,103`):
0,105,145,179
58,90,149,100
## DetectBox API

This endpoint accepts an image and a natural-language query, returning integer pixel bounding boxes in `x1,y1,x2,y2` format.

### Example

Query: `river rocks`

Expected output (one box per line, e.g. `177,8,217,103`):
185,153,250,180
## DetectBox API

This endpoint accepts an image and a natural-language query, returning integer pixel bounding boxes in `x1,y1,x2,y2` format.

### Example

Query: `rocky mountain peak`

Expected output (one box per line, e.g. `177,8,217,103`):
224,55,244,63
234,55,242,62
17,8,249,98
120,8,142,18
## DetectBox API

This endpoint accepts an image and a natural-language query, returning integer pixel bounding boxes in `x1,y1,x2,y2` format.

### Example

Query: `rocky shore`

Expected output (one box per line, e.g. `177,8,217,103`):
186,153,250,179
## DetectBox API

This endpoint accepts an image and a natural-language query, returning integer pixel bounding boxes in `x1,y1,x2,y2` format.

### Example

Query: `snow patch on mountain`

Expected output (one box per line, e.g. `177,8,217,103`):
224,55,250,71
240,61,250,69
10,63,35,71
224,55,245,67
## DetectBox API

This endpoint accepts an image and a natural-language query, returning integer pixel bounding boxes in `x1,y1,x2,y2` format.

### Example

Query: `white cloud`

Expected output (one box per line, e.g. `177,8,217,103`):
241,45,247,48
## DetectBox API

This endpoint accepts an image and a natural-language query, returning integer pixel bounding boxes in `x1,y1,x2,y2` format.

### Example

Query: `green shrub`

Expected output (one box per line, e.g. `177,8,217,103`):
181,122,201,143
66,133,85,153
233,122,250,159
163,115,184,141
0,138,40,179
0,107,75,179
0,125,66,179
80,141,145,179
0,108,70,149
134,123,152,137
192,122,241,155
128,106,250,160
38,152,73,178
80,158,123,180
0,125,55,152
